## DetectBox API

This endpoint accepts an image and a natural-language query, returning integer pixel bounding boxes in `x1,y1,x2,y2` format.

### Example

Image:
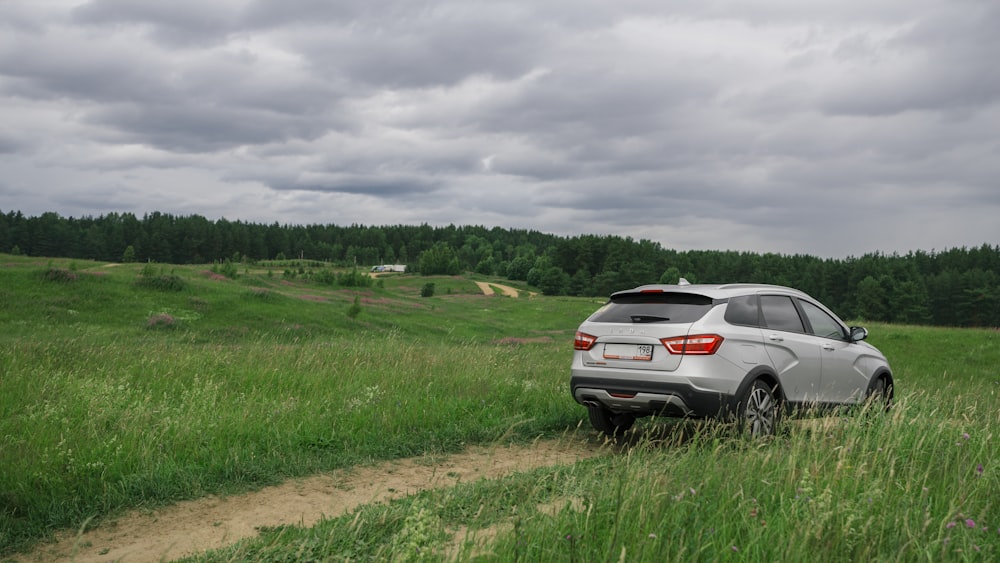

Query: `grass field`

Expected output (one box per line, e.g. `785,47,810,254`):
1,255,998,561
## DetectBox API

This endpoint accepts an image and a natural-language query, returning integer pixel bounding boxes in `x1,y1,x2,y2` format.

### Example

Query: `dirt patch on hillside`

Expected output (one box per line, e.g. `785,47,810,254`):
200,270,229,281
19,438,601,563
475,281,521,298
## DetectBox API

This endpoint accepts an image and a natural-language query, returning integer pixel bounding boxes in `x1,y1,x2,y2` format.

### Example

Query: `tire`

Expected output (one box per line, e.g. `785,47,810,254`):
587,406,636,436
866,375,893,412
740,379,780,437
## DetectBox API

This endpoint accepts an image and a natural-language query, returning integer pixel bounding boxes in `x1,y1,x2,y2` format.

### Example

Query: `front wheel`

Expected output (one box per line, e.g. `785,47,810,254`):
740,379,780,437
587,406,636,437
865,375,893,412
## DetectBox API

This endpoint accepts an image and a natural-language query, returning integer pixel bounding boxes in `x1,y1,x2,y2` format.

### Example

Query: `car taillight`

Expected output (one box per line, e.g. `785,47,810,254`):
574,331,597,351
660,334,724,355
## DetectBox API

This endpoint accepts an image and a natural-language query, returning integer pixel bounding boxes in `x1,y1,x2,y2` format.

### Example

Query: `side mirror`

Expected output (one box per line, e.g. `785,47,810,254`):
850,326,868,342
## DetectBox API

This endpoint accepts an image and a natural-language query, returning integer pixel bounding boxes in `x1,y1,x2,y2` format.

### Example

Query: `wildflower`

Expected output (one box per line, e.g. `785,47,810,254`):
976,463,984,476
690,488,697,496
966,519,976,528
963,432,970,440
946,522,957,529
732,546,739,552
648,533,657,539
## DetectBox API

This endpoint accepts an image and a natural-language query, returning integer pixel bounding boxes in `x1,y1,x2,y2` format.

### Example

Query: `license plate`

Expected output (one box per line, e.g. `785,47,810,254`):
603,343,653,361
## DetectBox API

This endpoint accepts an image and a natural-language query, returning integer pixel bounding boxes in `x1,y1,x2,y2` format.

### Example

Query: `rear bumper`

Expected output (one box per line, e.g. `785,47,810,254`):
570,375,735,419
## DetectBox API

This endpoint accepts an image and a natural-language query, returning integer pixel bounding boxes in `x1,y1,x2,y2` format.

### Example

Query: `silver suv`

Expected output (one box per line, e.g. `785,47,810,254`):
570,282,893,436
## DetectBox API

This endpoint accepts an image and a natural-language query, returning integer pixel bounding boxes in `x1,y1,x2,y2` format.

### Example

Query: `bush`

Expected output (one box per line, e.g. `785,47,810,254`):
347,296,362,319
420,283,436,297
41,268,78,283
215,260,239,279
135,270,187,291
312,269,337,285
122,245,136,263
338,268,373,288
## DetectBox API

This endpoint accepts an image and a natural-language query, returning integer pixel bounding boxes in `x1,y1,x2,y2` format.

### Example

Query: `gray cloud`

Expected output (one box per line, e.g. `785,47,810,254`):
0,0,997,258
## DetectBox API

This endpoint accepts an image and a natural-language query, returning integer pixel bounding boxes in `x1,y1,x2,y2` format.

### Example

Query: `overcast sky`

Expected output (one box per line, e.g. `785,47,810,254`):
1,0,997,258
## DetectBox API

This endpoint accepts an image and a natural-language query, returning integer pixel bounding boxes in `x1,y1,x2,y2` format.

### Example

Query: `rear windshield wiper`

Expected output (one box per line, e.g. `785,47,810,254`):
630,315,671,323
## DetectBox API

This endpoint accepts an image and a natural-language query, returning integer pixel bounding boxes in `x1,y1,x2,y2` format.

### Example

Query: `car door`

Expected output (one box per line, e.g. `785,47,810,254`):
758,294,823,404
798,299,869,404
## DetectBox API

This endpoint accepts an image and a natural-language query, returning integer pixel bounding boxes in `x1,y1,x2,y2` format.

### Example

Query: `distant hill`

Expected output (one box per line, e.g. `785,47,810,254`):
1,209,998,326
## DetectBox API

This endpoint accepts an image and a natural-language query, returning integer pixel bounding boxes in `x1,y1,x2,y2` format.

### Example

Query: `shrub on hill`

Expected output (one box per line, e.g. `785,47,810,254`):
338,268,373,287
312,269,337,285
41,268,79,283
135,263,187,291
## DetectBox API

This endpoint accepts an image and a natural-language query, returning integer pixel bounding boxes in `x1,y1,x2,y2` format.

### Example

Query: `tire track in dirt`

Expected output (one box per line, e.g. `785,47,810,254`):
20,437,602,563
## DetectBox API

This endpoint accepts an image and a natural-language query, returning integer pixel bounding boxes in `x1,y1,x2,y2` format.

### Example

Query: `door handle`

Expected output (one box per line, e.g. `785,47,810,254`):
767,334,783,342
822,344,835,351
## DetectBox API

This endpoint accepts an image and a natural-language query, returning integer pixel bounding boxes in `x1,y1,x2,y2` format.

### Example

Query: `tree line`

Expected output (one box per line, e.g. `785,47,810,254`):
2,209,998,327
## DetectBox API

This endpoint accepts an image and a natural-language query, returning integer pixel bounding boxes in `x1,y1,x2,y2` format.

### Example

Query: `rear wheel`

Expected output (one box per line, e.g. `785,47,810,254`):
740,379,780,437
587,406,636,436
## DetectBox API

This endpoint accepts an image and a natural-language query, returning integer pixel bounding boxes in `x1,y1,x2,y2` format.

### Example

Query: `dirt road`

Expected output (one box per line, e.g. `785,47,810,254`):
20,438,601,563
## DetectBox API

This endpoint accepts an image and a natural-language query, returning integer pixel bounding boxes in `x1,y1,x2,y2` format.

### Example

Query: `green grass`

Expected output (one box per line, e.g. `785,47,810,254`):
1,254,998,560
0,256,587,555
186,389,999,562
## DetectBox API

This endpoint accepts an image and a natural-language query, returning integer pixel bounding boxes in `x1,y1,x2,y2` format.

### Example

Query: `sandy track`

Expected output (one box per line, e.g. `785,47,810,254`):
474,281,521,297
20,438,601,563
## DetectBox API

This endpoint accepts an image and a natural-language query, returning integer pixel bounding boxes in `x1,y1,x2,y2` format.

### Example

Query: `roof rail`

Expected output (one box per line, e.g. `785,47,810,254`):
716,283,795,290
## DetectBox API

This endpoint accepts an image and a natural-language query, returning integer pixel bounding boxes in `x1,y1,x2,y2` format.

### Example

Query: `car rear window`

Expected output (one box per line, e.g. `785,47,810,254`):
589,292,715,324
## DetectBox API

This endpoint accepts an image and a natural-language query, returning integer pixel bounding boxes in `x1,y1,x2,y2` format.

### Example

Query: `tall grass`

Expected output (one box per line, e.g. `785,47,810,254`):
0,333,579,553
0,257,591,554
188,391,999,562
517,394,997,562
2,255,998,560
182,322,1000,561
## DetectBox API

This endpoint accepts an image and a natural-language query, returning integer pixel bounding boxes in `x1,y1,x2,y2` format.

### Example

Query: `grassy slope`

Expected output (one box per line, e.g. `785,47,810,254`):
0,257,594,555
2,255,998,560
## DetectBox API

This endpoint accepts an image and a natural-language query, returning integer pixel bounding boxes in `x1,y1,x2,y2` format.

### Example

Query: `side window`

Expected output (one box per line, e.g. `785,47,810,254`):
800,300,847,340
760,295,805,333
724,294,760,326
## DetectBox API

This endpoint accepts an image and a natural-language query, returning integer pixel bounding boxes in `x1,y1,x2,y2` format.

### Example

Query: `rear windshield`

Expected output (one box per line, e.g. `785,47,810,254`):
589,292,716,324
